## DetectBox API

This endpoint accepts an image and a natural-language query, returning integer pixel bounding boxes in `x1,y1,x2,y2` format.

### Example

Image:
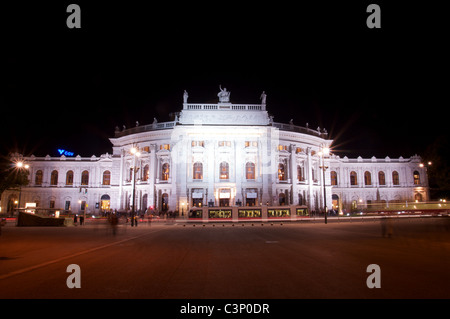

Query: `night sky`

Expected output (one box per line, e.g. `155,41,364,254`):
2,1,447,161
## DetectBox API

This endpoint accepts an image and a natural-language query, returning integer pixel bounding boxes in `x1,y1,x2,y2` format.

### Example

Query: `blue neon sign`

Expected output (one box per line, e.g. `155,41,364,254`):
58,149,75,156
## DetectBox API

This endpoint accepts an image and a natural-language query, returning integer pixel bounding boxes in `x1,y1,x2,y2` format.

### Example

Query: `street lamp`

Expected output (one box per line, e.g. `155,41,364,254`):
15,161,30,213
318,145,330,224
130,146,141,226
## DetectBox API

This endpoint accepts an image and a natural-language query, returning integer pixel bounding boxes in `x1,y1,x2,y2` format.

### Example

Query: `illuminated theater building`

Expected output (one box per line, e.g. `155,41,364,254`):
2,88,429,217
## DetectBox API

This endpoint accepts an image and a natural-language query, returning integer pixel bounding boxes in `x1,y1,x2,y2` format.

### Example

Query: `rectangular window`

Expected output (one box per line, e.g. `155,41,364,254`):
160,144,170,150
268,209,291,217
208,209,232,218
192,141,204,147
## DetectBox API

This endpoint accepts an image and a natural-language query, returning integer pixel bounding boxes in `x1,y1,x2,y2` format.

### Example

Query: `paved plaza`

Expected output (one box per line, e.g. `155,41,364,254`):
0,217,449,299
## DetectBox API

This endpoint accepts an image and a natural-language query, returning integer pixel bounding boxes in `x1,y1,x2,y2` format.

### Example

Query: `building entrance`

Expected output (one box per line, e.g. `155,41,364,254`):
192,198,203,207
101,194,111,212
219,198,230,207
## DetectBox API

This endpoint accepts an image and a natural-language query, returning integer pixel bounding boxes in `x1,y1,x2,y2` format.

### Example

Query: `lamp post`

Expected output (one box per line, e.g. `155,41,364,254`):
130,146,141,226
15,161,30,213
319,146,330,224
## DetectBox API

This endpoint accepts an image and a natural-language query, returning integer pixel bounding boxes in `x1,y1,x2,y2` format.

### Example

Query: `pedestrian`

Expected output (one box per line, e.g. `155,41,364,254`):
80,215,84,226
74,214,78,226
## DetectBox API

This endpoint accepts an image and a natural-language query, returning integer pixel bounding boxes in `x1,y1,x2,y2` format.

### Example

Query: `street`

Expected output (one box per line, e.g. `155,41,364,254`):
0,217,449,299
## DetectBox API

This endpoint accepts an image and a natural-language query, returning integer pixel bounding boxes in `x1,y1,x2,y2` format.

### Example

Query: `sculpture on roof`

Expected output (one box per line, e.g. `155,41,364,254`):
183,90,189,103
218,85,231,103
260,91,267,104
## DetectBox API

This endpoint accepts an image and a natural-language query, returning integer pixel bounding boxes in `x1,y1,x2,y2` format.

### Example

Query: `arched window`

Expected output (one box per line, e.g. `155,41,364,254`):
50,170,58,186
219,162,229,180
102,170,111,185
246,162,255,180
81,170,89,185
392,171,400,185
161,163,170,181
278,163,286,181
350,171,358,186
193,162,203,180
35,170,43,185
413,170,421,185
142,165,149,182
364,171,372,186
66,170,74,185
414,193,423,202
331,171,338,186
378,171,386,185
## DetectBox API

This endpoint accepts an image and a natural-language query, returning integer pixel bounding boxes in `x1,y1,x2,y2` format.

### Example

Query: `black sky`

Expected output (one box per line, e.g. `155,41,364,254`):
2,1,447,160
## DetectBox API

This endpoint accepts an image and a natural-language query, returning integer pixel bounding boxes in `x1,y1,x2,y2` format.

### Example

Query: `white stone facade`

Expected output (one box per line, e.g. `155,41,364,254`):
1,93,429,215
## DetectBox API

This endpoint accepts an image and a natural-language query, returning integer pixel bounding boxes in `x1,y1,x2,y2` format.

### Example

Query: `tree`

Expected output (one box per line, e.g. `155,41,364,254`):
423,134,450,200
0,159,30,198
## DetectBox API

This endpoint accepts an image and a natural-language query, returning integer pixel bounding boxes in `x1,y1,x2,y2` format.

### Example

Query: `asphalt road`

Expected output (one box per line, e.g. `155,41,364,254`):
0,218,449,299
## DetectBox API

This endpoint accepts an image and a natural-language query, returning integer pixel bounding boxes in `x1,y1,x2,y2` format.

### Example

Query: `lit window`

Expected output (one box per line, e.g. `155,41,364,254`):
413,171,420,185
297,165,305,182
192,141,204,147
220,162,229,179
278,163,286,181
246,162,255,180
245,141,257,148
219,141,231,147
193,162,203,180
143,165,149,181
161,163,170,181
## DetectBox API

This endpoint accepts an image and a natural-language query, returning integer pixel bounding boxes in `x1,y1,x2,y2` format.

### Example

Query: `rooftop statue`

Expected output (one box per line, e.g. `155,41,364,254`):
260,91,267,104
218,85,231,103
